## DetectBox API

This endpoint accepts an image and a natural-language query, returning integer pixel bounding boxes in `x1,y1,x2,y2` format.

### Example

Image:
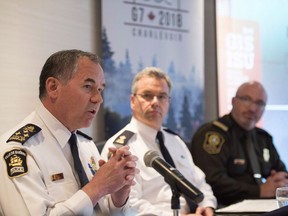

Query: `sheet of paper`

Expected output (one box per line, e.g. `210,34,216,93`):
216,199,278,213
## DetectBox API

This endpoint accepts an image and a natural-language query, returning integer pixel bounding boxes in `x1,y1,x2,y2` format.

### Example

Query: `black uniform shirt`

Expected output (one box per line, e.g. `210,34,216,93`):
190,114,286,207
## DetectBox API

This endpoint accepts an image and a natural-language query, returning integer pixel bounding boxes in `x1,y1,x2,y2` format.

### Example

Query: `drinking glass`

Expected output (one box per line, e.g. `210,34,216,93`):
276,187,288,208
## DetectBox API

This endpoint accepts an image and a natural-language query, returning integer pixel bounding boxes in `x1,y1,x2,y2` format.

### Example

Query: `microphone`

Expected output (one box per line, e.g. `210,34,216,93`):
144,150,204,204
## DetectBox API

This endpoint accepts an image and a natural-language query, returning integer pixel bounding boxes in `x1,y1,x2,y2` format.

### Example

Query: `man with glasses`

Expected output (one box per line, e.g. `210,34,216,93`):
101,67,217,215
190,81,287,207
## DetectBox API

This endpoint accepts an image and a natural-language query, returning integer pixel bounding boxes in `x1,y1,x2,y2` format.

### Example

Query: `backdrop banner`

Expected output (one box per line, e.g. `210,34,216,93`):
102,0,204,143
216,0,288,167
217,16,262,116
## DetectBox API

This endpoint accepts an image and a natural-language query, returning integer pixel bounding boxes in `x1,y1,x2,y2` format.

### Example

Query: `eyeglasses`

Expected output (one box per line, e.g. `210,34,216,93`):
134,93,170,102
235,95,266,109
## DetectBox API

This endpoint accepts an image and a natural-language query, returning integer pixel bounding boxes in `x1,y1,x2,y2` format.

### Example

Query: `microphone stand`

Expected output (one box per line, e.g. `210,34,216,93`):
169,183,181,216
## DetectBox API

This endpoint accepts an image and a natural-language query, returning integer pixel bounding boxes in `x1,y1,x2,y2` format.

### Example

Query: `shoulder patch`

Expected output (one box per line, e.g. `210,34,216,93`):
212,120,228,132
7,124,41,145
76,130,93,140
3,148,28,178
203,131,225,154
113,130,135,146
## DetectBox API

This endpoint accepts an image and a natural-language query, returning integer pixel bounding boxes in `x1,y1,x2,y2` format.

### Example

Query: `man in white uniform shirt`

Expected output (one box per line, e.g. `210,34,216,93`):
101,67,216,215
0,50,138,216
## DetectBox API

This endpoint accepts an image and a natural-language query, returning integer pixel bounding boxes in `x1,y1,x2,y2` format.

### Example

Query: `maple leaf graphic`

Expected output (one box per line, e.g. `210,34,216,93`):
148,12,155,20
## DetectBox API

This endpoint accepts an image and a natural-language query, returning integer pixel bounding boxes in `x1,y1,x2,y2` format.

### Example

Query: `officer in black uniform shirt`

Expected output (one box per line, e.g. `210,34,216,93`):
190,81,288,207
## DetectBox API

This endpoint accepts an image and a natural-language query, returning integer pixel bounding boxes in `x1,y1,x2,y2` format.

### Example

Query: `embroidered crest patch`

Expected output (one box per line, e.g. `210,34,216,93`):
203,132,225,154
7,124,41,145
88,156,98,175
3,149,28,178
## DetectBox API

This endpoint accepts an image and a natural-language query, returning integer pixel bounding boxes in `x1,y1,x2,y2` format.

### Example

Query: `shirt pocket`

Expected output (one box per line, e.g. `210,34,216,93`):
228,158,247,176
138,159,161,182
260,161,272,178
45,170,79,202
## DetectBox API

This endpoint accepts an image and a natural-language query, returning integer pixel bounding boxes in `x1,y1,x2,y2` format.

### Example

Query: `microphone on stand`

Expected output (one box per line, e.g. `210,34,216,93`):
144,150,204,204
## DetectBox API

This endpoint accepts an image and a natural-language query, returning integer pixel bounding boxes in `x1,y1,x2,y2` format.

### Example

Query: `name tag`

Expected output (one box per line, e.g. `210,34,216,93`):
234,159,245,165
51,173,64,181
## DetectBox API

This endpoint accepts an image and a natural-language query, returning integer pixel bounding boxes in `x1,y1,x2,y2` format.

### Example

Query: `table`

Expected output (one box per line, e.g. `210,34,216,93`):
214,199,278,216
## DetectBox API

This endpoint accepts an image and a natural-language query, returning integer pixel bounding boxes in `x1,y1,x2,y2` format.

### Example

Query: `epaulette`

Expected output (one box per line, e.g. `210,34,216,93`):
163,128,178,136
163,128,188,145
113,130,135,147
212,120,229,132
108,130,134,159
255,127,272,138
76,130,93,140
7,124,41,145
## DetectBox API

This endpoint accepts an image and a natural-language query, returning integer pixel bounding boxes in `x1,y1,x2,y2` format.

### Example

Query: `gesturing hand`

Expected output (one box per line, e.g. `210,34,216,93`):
83,146,139,207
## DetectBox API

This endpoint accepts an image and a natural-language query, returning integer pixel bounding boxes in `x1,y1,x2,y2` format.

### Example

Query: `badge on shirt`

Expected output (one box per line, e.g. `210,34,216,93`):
88,156,98,175
234,159,245,165
3,148,28,178
51,173,64,181
203,132,225,154
263,148,270,162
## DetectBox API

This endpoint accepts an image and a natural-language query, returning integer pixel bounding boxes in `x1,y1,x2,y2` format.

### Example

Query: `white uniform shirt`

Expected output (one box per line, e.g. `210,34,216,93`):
101,117,217,216
0,103,121,216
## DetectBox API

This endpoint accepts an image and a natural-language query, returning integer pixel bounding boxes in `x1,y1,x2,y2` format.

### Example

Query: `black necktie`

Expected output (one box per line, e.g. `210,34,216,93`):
69,133,102,213
69,133,89,187
156,131,197,213
244,132,262,185
156,131,175,167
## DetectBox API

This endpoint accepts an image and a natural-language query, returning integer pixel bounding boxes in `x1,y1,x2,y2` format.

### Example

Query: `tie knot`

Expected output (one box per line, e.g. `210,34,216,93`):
156,131,163,141
244,131,253,141
69,133,77,146
156,130,175,168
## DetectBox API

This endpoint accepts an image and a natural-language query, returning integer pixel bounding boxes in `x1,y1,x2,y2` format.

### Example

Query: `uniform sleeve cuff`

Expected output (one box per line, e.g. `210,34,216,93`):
107,195,133,215
65,190,94,215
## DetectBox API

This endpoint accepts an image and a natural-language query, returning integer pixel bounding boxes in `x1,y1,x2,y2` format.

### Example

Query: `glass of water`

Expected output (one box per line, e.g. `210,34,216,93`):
276,187,288,208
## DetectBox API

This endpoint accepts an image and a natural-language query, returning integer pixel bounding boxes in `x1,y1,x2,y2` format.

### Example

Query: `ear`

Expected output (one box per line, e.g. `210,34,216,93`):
45,77,60,98
130,94,135,110
231,96,236,106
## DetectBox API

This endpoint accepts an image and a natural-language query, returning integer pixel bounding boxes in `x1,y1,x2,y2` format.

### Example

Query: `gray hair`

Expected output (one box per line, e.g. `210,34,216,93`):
131,67,172,94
